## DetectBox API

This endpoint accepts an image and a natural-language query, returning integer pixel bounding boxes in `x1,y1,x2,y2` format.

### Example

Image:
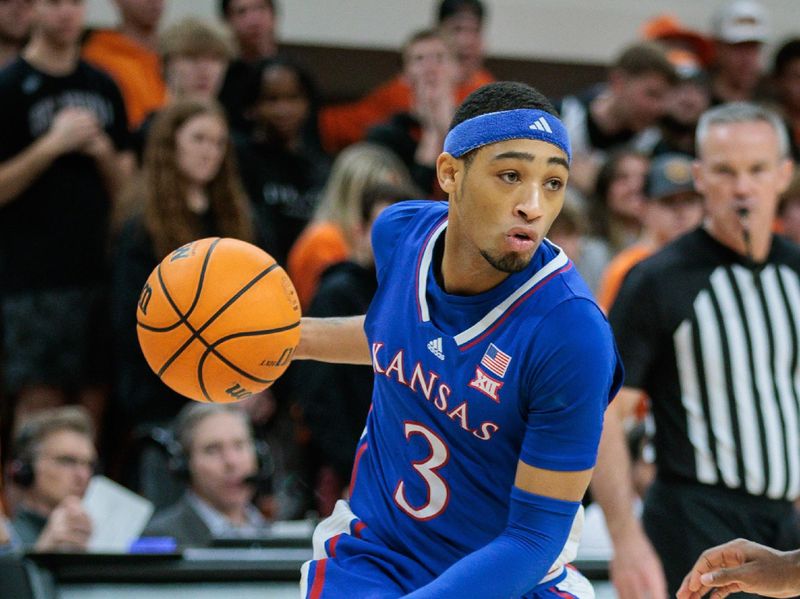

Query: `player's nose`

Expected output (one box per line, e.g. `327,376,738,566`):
513,185,544,222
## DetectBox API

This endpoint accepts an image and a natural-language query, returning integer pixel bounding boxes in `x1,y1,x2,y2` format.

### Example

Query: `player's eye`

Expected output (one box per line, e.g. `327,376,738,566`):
544,178,564,191
499,172,519,184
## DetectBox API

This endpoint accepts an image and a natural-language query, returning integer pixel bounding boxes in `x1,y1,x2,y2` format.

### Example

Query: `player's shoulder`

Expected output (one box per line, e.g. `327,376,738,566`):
373,199,445,234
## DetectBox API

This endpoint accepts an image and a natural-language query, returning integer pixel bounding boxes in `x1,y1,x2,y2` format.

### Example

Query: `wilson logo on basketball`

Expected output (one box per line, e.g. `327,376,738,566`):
260,347,294,367
225,383,253,400
169,243,194,262
138,283,153,315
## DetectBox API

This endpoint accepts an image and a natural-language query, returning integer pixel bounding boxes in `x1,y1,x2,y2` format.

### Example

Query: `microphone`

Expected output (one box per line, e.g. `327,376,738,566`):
242,473,260,486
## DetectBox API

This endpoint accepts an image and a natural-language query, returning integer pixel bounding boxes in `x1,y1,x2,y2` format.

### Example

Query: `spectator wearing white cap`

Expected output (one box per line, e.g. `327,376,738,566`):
710,0,770,104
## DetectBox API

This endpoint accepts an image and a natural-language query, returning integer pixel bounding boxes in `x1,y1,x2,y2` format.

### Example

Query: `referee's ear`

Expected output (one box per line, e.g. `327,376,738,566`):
437,152,460,196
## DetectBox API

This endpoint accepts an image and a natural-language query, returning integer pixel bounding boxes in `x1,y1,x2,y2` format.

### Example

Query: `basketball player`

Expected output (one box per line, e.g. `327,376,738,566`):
293,81,623,598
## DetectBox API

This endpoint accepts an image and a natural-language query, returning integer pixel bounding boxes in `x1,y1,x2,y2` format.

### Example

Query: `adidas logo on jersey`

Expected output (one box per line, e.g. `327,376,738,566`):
427,337,445,360
528,116,553,133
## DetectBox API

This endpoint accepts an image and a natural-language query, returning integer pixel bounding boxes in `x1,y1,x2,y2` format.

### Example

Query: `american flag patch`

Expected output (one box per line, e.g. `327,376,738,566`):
480,344,511,378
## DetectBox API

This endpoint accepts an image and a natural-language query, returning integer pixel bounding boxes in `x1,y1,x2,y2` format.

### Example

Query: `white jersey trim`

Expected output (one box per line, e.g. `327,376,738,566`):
416,221,569,347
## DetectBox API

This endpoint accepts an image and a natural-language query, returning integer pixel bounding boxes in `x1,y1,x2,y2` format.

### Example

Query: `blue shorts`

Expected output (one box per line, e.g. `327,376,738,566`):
300,501,595,599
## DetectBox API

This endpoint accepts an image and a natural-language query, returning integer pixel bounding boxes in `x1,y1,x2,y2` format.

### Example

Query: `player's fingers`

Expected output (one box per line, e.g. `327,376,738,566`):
709,583,741,599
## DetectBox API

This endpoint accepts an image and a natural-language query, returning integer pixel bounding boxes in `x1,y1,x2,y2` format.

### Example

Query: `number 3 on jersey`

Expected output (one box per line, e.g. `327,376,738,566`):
393,421,450,520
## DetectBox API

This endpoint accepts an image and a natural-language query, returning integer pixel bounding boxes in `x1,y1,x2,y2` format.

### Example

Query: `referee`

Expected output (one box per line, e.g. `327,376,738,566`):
592,102,800,599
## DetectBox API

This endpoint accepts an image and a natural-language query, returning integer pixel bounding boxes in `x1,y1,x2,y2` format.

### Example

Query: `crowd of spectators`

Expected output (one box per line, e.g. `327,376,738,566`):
1,0,799,589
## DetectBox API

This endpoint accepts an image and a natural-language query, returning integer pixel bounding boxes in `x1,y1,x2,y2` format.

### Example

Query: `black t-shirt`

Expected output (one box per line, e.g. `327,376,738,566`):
611,227,800,499
0,57,130,293
235,136,329,266
290,260,377,480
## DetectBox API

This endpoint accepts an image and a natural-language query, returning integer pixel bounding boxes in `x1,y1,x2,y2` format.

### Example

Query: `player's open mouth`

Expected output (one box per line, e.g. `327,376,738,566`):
505,230,536,251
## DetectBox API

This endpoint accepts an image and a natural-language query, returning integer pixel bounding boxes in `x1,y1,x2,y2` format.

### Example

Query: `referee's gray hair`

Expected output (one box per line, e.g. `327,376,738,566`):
174,403,252,455
696,102,790,159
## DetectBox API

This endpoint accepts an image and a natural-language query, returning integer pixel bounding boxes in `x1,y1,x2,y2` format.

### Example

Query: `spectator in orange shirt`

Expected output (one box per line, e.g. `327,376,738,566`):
82,0,167,129
366,29,459,196
596,153,704,312
318,0,494,155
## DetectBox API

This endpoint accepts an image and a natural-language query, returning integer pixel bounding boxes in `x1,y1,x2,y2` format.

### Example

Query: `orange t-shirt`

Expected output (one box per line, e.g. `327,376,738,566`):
595,243,656,314
82,29,167,129
287,222,350,312
318,68,495,155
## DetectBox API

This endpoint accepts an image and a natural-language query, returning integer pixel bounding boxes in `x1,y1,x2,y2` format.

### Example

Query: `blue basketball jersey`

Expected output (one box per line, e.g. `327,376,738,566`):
350,200,622,582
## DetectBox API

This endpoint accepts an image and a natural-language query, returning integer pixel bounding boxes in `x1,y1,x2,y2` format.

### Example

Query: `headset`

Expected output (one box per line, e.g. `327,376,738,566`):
9,424,38,489
155,424,275,493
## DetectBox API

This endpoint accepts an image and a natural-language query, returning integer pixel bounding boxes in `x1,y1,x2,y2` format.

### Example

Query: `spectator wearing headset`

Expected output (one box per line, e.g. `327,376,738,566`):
141,403,272,547
9,406,96,551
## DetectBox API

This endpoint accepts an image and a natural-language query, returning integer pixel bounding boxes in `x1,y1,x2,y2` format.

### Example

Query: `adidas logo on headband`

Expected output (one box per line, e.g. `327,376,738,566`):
528,117,553,134
443,108,571,161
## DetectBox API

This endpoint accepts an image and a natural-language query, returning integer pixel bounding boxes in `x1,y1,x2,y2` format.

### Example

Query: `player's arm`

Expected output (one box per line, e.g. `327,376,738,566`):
596,262,667,599
591,387,666,599
677,540,800,599
404,463,588,599
294,315,371,365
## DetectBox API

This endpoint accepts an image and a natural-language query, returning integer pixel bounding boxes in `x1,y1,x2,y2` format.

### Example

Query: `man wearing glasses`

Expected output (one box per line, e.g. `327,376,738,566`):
9,406,95,551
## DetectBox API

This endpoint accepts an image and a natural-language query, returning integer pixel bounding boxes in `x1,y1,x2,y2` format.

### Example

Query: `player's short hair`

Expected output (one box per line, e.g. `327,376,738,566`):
773,38,800,77
219,0,276,19
448,82,558,165
12,406,94,462
696,102,790,159
437,0,484,24
159,17,236,63
174,403,253,457
612,42,679,85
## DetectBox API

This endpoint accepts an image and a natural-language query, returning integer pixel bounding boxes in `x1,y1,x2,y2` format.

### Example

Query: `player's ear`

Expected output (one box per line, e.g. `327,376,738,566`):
437,152,459,195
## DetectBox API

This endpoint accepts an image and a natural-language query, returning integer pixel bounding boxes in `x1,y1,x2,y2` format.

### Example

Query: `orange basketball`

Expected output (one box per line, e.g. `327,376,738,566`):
136,237,301,403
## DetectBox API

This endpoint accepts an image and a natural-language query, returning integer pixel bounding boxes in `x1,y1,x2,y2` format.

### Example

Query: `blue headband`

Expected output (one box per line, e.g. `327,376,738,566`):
443,108,571,162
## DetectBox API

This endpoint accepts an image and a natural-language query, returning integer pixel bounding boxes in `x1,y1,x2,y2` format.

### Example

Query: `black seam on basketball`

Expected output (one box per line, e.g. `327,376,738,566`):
139,238,221,333
157,262,281,378
197,321,300,390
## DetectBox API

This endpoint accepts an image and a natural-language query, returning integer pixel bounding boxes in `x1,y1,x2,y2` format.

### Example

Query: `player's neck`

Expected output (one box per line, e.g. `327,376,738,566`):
441,229,509,295
22,37,79,76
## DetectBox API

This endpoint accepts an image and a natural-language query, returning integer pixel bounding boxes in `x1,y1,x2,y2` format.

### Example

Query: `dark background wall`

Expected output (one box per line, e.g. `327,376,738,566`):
283,43,607,104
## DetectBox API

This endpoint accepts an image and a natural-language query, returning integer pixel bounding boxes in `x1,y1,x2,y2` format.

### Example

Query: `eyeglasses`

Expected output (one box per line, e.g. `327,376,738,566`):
39,454,97,471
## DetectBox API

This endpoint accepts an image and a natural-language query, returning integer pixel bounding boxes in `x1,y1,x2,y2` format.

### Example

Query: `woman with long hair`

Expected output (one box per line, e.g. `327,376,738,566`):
287,142,416,310
108,99,255,493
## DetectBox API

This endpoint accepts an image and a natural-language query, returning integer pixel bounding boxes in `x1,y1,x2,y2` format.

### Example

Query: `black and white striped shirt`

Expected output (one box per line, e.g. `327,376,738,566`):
611,228,800,501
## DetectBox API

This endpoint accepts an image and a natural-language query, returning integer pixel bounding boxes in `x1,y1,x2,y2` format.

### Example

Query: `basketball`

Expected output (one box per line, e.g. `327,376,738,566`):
136,237,301,403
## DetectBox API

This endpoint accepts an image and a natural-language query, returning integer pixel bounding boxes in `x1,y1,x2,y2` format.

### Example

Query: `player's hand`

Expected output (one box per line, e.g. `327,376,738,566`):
676,539,800,599
34,496,93,552
609,522,667,599
45,107,100,154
